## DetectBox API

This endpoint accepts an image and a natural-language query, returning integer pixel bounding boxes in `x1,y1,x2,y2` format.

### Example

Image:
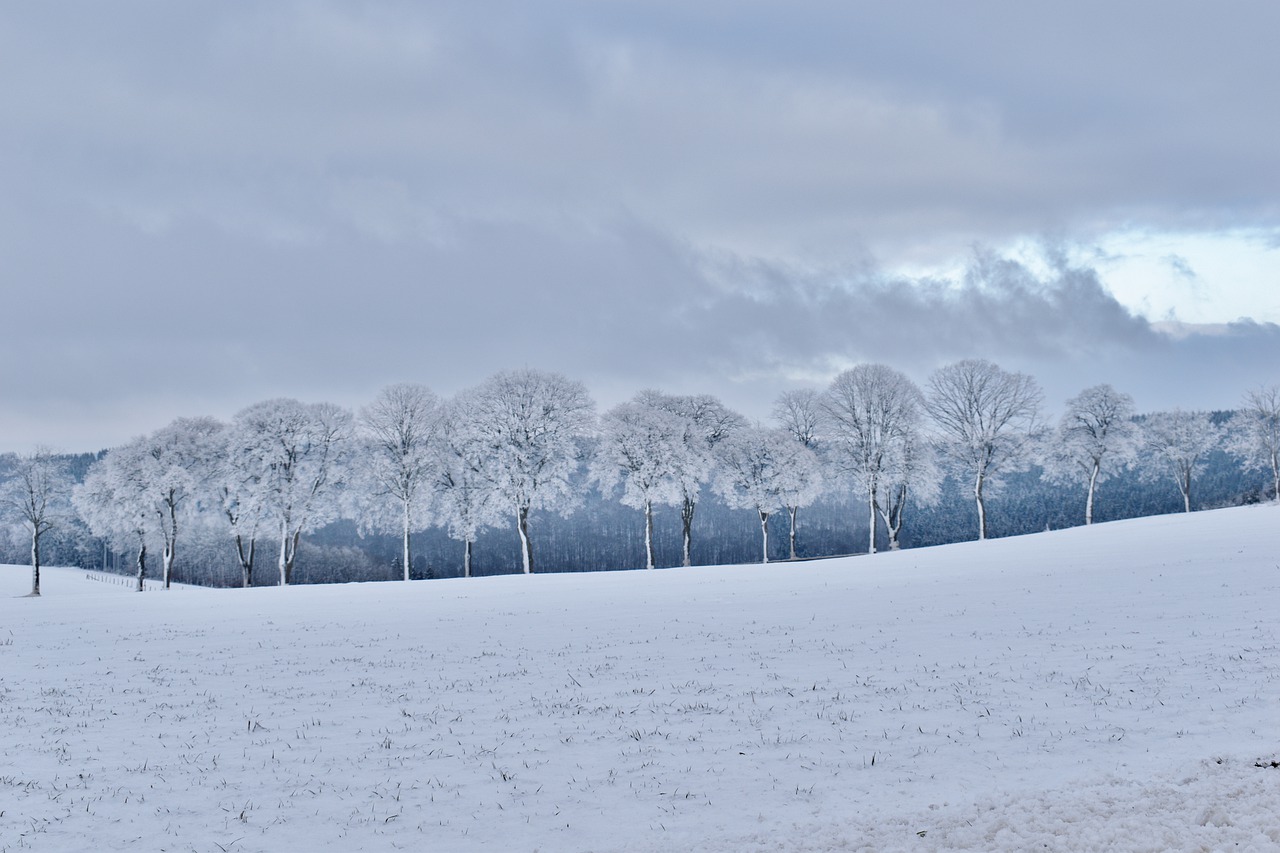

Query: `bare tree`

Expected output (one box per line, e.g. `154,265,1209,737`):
71,420,219,590
1,449,72,596
772,389,822,449
591,400,697,570
713,427,818,563
233,399,354,586
469,369,595,574
148,417,223,588
1141,409,1222,513
926,359,1044,541
637,391,746,566
821,364,925,554
357,383,440,581
876,423,941,551
430,393,504,578
1227,385,1280,501
772,388,826,558
774,436,825,560
211,421,268,587
74,441,156,592
1044,384,1140,525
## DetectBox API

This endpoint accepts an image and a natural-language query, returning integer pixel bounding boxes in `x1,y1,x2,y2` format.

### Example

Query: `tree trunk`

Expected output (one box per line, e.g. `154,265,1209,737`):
1270,448,1278,502
975,471,988,541
885,513,902,551
278,522,302,586
402,498,412,582
680,498,695,567
278,520,289,586
643,499,655,570
163,545,175,589
30,529,41,596
758,509,770,563
136,542,147,592
164,501,178,589
517,505,534,574
464,538,473,579
287,529,301,583
867,484,878,555
1179,465,1193,513
880,483,906,551
1085,461,1100,526
235,535,255,588
788,505,798,560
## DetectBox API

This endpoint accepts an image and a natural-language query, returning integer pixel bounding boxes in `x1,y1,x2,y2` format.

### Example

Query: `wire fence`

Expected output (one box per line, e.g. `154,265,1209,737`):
83,571,183,592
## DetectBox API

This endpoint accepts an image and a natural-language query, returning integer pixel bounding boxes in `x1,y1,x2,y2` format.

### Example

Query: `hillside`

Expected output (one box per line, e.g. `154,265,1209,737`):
3,505,1279,851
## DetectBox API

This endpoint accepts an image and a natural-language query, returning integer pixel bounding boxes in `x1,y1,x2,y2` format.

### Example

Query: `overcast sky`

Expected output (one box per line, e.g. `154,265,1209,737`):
3,2,1279,452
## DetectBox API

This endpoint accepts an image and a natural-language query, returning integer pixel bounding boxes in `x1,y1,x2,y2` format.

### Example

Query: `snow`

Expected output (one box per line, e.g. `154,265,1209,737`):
3,506,1279,852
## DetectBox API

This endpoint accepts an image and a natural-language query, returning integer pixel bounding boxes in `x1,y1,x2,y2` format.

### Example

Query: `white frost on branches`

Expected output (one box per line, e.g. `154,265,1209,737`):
1,448,73,596
822,364,925,554
635,391,746,566
1226,385,1280,501
232,399,354,586
591,401,698,570
430,393,505,578
468,369,595,575
1141,409,1222,513
714,427,820,563
1044,384,1140,525
355,383,441,581
926,359,1043,541
74,418,220,590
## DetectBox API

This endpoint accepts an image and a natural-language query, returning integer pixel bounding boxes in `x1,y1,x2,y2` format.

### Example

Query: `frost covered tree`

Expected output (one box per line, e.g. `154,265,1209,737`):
875,424,941,551
821,364,925,554
430,393,504,578
1227,386,1280,501
232,399,354,586
926,359,1044,541
1044,384,1140,525
773,388,826,558
146,417,223,588
356,383,440,581
772,389,822,450
73,419,220,590
211,421,270,587
591,400,696,570
713,427,817,563
1141,409,1222,513
468,369,595,574
774,436,824,560
0,449,73,596
74,441,158,592
636,390,746,566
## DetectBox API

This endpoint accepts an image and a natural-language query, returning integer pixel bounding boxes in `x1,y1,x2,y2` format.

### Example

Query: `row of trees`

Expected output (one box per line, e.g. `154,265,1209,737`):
4,362,1278,595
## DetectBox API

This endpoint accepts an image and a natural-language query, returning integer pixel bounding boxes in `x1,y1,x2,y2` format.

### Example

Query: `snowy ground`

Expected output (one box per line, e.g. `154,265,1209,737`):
3,506,1279,852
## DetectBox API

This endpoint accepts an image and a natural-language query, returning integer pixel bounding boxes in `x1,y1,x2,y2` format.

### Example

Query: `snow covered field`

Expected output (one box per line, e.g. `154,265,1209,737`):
3,507,1279,852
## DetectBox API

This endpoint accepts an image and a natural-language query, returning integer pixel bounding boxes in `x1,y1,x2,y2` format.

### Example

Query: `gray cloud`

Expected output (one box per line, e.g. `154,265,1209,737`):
3,205,1274,450
2,3,1278,449
7,3,1280,257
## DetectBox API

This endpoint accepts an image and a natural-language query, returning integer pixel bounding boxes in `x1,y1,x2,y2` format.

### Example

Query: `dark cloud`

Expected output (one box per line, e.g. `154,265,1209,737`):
3,205,1273,450
6,3,1280,255
680,243,1280,416
1,3,1278,448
